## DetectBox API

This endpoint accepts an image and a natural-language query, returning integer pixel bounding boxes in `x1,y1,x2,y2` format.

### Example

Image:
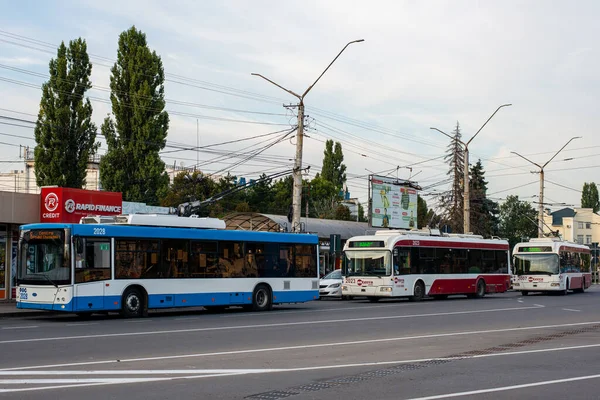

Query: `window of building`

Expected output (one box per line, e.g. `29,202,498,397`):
75,237,111,283
586,222,592,229
586,235,592,245
576,235,584,244
578,222,584,229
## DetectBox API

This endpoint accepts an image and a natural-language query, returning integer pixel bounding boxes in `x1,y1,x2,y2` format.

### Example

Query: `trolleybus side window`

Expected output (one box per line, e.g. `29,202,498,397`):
295,244,317,277
190,241,219,278
161,239,189,278
115,239,159,279
74,237,111,283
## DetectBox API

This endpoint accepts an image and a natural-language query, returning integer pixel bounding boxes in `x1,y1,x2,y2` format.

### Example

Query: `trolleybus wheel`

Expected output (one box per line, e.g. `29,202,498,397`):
410,281,425,302
252,284,272,311
122,287,144,318
562,279,569,296
475,279,486,299
367,297,380,303
521,291,529,296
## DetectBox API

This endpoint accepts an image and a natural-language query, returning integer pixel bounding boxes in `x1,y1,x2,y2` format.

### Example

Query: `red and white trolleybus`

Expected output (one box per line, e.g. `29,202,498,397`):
512,238,591,295
341,229,511,301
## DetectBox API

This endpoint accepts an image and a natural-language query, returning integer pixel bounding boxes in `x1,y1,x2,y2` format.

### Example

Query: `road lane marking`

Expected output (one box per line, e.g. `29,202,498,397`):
562,308,581,312
1,326,38,330
403,373,600,400
2,343,600,393
65,323,98,327
1,319,597,371
0,305,544,345
533,304,544,307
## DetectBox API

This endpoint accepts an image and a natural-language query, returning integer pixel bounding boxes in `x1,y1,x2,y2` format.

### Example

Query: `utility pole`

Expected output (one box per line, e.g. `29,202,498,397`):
252,39,364,232
511,136,581,238
430,104,511,234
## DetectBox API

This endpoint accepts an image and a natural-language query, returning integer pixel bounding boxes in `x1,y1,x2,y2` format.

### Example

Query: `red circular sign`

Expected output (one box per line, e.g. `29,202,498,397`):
357,279,363,286
528,277,534,282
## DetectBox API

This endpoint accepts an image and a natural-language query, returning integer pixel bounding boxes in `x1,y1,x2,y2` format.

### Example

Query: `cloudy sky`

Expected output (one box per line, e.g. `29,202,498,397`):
0,0,598,214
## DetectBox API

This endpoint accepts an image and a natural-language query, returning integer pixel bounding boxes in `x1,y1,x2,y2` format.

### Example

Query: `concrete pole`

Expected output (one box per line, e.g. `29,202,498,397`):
292,102,305,232
538,169,545,238
463,146,470,234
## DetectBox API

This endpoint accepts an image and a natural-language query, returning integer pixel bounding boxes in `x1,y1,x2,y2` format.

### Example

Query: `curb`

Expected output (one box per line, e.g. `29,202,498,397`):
0,311,56,319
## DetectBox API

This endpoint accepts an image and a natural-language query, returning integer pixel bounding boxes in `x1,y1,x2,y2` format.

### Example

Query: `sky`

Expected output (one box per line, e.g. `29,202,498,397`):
0,0,598,215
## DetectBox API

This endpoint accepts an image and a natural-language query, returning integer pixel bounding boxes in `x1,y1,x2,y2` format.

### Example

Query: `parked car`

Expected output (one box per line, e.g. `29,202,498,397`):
319,269,343,298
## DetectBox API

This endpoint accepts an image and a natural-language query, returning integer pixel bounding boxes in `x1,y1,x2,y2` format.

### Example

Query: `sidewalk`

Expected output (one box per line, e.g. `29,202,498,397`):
0,301,52,318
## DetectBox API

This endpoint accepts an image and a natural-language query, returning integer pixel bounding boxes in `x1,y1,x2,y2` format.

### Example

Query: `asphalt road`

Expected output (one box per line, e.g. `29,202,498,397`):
1,288,600,399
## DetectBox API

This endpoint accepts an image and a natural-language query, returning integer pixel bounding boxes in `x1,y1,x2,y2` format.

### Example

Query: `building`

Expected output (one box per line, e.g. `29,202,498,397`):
0,148,197,195
543,207,600,245
0,191,40,300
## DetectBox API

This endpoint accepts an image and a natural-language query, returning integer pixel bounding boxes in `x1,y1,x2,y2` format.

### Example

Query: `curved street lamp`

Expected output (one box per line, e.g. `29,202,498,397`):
511,136,582,238
252,39,364,232
430,104,512,233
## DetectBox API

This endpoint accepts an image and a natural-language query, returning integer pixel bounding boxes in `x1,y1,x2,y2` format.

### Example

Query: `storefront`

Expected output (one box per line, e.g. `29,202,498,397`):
0,191,40,300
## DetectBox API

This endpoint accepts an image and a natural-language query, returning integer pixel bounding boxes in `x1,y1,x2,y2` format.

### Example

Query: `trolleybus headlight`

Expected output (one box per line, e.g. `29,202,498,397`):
551,283,560,287
513,282,520,287
342,286,348,291
380,286,392,292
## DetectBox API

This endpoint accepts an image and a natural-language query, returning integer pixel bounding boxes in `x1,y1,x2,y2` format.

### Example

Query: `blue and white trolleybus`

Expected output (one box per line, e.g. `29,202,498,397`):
16,214,319,317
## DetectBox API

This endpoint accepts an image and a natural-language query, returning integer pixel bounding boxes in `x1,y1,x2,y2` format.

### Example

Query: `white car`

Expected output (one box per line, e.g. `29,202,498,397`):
319,269,343,298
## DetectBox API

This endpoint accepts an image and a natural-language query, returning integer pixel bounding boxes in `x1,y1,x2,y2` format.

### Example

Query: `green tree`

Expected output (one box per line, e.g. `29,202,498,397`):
160,170,217,216
100,26,169,205
334,204,352,221
498,195,538,249
34,38,98,188
271,175,294,215
357,202,368,222
438,122,464,233
246,174,274,213
417,195,428,229
469,160,499,237
581,182,600,212
321,140,347,191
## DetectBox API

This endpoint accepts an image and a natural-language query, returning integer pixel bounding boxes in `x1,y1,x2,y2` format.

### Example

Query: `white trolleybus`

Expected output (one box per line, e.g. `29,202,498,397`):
341,229,511,301
16,214,319,317
512,238,591,296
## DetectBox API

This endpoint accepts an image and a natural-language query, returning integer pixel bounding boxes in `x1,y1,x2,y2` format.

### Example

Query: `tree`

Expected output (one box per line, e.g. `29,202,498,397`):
417,195,428,229
498,195,538,249
438,122,464,233
469,160,499,237
160,170,217,216
246,174,274,213
34,38,98,188
334,204,353,221
357,202,368,222
581,182,600,212
321,140,347,191
100,26,169,205
271,175,294,215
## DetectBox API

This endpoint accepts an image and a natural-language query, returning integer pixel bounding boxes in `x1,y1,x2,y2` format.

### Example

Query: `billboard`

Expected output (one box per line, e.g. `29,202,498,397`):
370,176,419,229
40,187,122,223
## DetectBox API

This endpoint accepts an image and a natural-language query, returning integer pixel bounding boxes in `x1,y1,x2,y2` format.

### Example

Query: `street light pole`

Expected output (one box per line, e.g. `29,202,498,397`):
430,104,511,234
252,39,364,232
511,136,581,238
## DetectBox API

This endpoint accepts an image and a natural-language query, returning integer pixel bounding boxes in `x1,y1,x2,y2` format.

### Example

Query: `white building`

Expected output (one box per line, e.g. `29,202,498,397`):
543,207,600,245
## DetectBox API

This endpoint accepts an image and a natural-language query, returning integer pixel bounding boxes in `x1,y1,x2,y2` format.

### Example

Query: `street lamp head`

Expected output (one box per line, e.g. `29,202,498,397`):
354,39,365,43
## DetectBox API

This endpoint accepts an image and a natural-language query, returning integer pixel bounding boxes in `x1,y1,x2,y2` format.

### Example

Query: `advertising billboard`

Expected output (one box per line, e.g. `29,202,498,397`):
370,176,419,229
40,187,123,223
